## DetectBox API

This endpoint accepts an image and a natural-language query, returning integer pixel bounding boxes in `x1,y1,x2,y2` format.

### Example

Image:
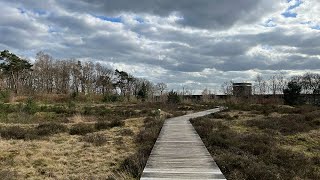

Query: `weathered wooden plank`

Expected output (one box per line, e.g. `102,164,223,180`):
141,108,226,180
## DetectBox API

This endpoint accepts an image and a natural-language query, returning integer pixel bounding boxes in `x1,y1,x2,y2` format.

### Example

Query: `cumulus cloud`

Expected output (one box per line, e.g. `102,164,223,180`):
0,0,320,94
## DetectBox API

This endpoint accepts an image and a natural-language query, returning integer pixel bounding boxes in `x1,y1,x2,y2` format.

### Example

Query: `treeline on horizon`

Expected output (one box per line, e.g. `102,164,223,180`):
1,49,320,104
0,50,169,101
221,71,320,96
220,69,320,105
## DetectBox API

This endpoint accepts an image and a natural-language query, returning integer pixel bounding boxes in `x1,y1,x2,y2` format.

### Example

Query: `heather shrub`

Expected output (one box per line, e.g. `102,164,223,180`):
69,123,95,135
81,133,108,146
36,122,67,136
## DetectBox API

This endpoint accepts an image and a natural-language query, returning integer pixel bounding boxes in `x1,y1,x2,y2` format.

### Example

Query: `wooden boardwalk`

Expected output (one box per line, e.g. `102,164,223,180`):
141,108,226,180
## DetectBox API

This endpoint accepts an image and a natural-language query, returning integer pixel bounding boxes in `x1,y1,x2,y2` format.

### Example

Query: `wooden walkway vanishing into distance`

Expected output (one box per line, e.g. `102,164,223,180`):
141,108,226,180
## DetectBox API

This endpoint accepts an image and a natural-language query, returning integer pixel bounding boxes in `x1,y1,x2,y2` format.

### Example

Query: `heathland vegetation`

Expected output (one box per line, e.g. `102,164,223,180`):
0,50,320,179
0,97,217,179
191,104,320,180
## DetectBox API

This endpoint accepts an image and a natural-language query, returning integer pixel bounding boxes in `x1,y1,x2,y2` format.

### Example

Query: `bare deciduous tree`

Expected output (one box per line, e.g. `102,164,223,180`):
254,75,267,95
156,82,167,96
221,81,233,95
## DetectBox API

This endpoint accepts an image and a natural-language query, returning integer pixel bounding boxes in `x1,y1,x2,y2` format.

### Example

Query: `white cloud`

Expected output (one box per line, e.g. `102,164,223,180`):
0,0,320,94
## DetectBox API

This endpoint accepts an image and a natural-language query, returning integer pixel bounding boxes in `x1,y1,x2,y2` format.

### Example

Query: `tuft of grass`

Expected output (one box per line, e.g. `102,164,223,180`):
0,170,17,180
81,133,108,146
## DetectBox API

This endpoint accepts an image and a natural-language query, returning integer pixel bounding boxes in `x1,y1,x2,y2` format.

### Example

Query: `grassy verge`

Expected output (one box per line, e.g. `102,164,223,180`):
191,106,320,180
119,116,165,179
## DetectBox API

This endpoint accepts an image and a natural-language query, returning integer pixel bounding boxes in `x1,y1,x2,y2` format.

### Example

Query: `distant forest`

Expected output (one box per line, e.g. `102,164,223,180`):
0,50,167,100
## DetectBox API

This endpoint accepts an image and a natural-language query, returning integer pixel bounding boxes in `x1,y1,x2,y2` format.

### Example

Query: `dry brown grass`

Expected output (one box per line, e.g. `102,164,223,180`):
69,114,86,123
0,117,144,179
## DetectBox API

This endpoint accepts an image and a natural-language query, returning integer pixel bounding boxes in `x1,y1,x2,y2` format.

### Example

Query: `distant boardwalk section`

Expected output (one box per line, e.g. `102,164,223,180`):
141,108,226,180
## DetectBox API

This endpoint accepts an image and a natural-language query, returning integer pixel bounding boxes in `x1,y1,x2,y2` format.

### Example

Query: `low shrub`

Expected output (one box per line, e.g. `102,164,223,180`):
24,98,39,114
94,121,110,130
81,133,108,146
216,152,280,180
94,119,124,130
167,90,181,104
247,114,317,135
46,105,69,114
120,150,147,178
305,110,320,121
212,113,235,120
83,106,111,116
102,94,124,103
0,103,11,113
36,123,67,136
0,90,11,103
238,133,273,156
0,126,38,140
109,119,124,128
69,123,95,135
120,128,134,136
191,113,320,180
0,123,68,140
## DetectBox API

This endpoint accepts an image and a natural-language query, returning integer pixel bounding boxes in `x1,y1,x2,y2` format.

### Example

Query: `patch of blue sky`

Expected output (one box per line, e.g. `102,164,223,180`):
48,26,62,33
282,0,302,18
263,19,276,27
311,25,320,30
93,14,122,23
18,7,48,16
135,17,144,23
281,11,297,18
288,0,302,10
300,21,311,25
17,7,26,14
32,9,47,16
261,45,273,51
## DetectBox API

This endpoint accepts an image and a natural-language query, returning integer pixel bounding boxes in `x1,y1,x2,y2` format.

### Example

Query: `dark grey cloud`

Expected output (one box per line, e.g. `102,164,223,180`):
54,0,280,29
269,55,320,70
1,0,320,93
257,30,320,48
6,0,280,29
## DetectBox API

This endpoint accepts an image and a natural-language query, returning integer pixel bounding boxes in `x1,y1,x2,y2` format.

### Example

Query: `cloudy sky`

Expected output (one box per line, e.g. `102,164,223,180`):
0,0,319,94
